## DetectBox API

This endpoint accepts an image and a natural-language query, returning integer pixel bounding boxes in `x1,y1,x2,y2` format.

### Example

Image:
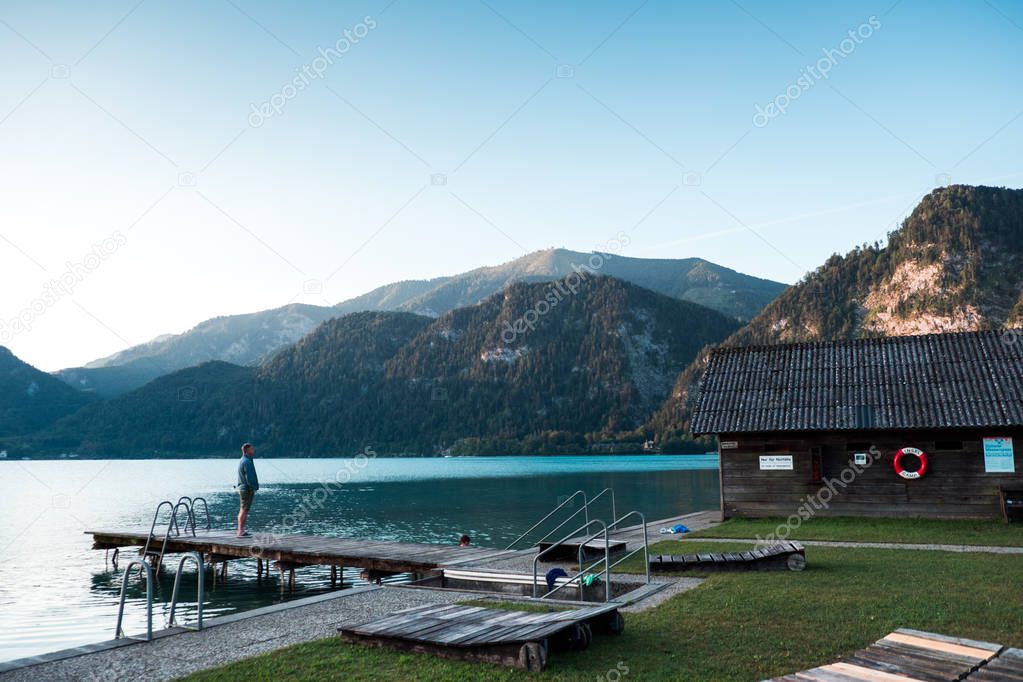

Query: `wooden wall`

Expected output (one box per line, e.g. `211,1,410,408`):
717,428,1023,519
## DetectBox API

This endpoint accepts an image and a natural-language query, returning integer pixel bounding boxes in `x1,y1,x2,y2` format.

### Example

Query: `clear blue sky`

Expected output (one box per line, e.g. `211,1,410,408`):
2,0,1021,370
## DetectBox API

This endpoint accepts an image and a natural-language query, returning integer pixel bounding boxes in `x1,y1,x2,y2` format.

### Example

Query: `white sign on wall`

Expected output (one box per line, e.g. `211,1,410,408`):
759,455,793,471
983,437,1016,473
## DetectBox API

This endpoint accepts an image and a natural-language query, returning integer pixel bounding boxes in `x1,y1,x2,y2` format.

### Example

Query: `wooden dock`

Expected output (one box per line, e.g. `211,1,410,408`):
768,629,1022,682
650,541,806,573
86,528,512,575
339,602,624,671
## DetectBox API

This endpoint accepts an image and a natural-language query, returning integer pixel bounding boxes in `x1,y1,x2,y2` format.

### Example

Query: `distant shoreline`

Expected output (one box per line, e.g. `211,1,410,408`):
1,451,718,461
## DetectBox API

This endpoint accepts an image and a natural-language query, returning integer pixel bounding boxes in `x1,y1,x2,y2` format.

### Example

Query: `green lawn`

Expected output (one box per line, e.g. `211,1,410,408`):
688,516,1023,546
185,542,1023,681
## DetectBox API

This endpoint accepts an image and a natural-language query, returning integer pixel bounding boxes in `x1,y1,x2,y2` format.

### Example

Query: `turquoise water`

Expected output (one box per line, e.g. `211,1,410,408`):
0,455,719,662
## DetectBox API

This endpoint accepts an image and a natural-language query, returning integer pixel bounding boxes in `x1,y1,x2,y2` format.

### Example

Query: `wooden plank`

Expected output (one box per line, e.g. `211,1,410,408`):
822,661,931,682
883,633,999,661
339,632,547,671
848,649,969,682
870,640,985,669
862,641,976,675
790,667,871,681
455,613,538,646
895,629,1003,654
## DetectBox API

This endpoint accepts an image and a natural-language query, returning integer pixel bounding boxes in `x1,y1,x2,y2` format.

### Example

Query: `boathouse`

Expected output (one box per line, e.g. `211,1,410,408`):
691,330,1023,519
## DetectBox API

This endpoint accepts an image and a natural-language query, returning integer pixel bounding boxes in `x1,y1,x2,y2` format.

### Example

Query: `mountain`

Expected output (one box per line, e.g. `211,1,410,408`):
57,251,785,397
335,248,786,321
648,184,1023,447
0,347,93,439
39,361,258,455
55,303,339,397
37,276,740,456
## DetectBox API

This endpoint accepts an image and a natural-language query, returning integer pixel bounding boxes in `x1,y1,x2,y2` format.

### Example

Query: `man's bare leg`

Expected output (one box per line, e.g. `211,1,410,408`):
237,507,248,535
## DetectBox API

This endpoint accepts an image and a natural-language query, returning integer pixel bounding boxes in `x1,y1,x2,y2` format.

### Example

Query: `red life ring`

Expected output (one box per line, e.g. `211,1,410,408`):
894,447,928,479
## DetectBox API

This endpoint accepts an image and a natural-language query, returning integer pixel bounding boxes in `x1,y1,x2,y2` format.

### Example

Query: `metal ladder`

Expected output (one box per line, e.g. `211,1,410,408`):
505,487,618,551
530,509,650,602
168,552,204,631
115,559,155,641
114,552,205,640
138,497,207,574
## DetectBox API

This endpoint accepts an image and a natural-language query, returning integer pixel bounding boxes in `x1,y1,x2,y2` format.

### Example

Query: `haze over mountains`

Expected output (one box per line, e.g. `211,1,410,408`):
55,249,786,397
6,185,1022,457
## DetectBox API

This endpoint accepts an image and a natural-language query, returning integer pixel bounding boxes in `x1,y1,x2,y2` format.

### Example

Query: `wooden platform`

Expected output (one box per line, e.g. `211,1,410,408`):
649,541,806,573
86,528,511,574
339,602,624,671
768,629,1016,681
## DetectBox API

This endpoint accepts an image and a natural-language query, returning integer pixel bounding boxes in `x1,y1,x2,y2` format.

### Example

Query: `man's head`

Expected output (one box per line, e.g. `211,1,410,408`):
242,443,255,457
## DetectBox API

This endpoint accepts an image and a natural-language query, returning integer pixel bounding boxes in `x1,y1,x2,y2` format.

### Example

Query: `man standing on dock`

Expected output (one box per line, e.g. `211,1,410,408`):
236,443,259,537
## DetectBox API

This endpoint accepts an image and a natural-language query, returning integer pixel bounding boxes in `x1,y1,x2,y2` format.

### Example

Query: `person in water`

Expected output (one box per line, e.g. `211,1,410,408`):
236,443,259,537
459,534,471,547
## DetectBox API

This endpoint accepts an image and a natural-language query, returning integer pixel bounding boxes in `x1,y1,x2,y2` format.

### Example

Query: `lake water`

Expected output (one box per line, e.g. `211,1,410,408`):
0,455,719,663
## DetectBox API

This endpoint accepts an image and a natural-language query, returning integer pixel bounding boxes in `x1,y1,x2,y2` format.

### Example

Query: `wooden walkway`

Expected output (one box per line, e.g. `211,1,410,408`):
339,602,624,671
768,629,1022,682
650,541,806,573
86,528,512,574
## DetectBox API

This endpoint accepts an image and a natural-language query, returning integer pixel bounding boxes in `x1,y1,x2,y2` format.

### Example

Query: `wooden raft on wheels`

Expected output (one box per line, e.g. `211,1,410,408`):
338,602,625,672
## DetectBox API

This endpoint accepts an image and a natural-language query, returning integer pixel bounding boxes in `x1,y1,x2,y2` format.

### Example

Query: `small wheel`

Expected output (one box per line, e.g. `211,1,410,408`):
787,553,806,571
579,623,593,650
520,642,547,672
566,623,588,650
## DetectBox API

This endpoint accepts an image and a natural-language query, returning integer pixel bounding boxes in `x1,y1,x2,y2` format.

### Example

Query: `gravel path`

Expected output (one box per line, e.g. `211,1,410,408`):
685,537,1023,554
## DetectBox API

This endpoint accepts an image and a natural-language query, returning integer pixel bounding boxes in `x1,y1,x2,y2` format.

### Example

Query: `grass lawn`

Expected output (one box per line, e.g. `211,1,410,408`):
687,516,1023,546
185,541,1023,681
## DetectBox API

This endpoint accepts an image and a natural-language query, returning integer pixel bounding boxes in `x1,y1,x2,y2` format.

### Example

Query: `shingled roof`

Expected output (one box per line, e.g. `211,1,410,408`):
691,330,1023,434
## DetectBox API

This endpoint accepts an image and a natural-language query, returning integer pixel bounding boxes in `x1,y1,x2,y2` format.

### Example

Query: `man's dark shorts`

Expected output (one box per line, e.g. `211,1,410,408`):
239,488,255,511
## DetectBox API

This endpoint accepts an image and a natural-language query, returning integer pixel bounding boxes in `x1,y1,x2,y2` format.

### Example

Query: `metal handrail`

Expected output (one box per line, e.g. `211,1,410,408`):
588,488,617,530
150,502,194,573
176,496,193,532
532,500,592,547
534,488,615,549
532,519,609,600
190,497,211,531
603,511,650,585
139,500,177,573
169,552,204,631
505,490,588,550
115,559,154,641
